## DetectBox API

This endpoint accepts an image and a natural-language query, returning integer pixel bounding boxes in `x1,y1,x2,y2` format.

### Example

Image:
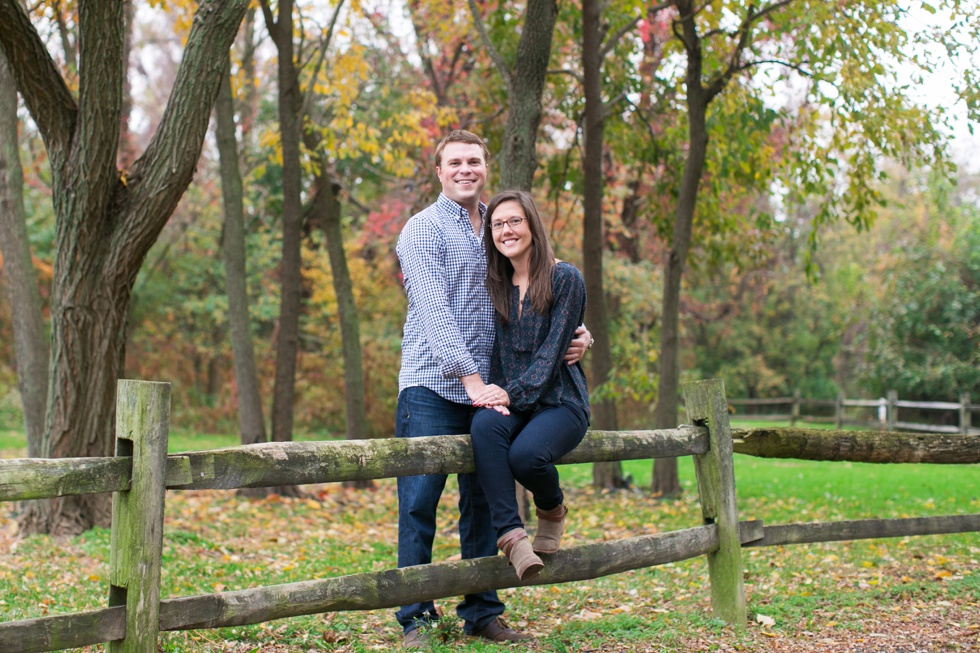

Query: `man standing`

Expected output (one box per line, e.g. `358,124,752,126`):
394,129,589,647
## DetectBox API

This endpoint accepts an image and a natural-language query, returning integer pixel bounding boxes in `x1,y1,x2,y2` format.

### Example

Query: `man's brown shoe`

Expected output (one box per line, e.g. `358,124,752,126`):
470,617,535,643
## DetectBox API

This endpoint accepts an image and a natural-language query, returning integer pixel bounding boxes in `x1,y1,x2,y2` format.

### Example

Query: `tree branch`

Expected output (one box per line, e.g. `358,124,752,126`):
547,67,584,85
74,0,125,219
299,0,346,123
466,0,513,95
0,0,77,165
601,91,628,122
116,0,249,272
736,58,812,77
258,0,277,43
704,0,795,103
600,16,641,60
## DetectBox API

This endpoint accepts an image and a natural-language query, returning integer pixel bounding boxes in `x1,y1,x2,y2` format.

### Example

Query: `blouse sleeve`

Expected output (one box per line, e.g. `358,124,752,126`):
504,263,587,412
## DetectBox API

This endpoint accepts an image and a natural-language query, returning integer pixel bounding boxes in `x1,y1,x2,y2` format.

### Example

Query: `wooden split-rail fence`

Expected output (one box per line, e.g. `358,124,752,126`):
729,389,979,434
1,379,978,653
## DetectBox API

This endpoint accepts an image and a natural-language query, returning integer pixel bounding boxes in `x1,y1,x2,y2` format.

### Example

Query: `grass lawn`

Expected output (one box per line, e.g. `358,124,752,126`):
0,424,977,651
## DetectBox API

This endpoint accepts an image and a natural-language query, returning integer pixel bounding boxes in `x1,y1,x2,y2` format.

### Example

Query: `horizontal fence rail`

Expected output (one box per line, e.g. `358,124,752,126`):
1,379,978,653
728,390,978,435
0,427,708,502
731,427,980,464
0,522,767,653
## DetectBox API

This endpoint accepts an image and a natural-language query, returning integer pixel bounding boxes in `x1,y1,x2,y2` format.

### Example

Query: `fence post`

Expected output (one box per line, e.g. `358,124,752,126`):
961,393,972,435
682,378,746,627
886,390,897,432
791,388,801,426
108,380,171,653
834,393,844,430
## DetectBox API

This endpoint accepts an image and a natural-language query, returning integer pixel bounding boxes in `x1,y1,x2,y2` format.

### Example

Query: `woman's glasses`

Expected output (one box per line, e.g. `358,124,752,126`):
490,216,525,231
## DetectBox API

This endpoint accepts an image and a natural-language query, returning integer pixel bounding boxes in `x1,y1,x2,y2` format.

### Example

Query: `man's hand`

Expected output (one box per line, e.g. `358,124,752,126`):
565,324,593,364
461,373,489,403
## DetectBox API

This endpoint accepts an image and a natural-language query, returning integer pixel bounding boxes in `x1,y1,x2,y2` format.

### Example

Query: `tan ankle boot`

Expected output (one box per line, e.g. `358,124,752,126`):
532,504,567,554
497,528,544,580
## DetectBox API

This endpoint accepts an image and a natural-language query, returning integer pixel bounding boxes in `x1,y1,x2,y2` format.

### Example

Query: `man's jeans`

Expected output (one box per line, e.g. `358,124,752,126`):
394,386,505,635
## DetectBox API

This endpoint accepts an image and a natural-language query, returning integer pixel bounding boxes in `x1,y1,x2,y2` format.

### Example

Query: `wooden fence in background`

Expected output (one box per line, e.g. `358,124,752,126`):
729,390,978,434
1,379,978,653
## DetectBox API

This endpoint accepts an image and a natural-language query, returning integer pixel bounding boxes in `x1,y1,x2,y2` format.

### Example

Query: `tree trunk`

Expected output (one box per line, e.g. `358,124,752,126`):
497,0,557,191
117,0,136,169
652,1,709,498
268,1,305,446
215,61,268,447
582,0,625,489
309,166,373,490
1,0,250,535
0,48,48,455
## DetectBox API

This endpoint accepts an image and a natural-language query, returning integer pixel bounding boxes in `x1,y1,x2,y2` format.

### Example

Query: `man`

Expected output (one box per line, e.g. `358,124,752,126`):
394,129,591,648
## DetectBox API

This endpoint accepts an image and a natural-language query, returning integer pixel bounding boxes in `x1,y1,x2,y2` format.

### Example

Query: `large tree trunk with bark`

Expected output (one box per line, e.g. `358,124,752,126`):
497,0,557,191
651,1,709,498
215,63,267,448
582,0,625,489
0,0,249,535
0,49,48,456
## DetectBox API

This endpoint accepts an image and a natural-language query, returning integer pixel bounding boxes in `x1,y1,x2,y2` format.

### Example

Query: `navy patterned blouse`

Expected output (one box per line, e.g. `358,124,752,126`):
489,262,590,420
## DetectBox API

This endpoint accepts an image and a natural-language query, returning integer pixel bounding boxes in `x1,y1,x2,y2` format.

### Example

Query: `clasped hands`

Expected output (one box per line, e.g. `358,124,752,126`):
471,383,511,415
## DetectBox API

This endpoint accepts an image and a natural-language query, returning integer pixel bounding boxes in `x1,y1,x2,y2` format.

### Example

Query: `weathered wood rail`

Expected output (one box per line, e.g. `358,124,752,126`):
729,390,978,434
1,378,978,653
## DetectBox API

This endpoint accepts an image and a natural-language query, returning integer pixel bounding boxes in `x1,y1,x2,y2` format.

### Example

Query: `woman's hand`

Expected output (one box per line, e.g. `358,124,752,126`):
473,384,510,408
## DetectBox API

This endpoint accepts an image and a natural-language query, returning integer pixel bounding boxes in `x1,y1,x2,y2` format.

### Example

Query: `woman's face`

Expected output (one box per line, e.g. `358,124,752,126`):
491,200,533,265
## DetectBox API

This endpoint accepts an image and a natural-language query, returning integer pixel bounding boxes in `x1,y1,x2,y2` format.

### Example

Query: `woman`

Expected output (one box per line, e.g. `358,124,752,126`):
470,190,589,580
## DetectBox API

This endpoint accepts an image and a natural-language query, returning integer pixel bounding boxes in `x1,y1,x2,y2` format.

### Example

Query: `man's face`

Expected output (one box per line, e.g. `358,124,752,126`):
436,142,487,209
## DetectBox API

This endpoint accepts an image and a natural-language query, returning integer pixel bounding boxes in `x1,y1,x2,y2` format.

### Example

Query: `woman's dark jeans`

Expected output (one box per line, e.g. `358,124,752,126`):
394,386,504,635
470,403,588,539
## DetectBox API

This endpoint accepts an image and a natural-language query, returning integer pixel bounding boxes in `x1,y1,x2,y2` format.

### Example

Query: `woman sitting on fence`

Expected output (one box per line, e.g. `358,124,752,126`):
469,190,590,580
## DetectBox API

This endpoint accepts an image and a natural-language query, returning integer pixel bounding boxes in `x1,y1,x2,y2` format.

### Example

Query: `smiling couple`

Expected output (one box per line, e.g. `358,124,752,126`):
394,130,591,647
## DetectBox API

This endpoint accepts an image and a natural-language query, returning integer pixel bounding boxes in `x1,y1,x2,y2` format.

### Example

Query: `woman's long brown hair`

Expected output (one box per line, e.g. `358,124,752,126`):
484,190,555,324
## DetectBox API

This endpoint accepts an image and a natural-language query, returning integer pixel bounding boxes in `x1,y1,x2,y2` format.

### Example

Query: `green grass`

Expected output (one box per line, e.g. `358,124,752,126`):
0,424,977,651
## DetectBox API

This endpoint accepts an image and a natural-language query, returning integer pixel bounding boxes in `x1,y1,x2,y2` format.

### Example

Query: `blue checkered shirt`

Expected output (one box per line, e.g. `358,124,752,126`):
396,194,495,404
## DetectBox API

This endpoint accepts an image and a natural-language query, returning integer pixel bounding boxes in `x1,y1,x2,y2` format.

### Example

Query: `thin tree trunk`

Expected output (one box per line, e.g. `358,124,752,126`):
117,0,136,170
582,0,625,489
315,175,367,442
0,48,47,455
267,0,304,447
651,1,709,498
309,165,373,490
215,61,267,447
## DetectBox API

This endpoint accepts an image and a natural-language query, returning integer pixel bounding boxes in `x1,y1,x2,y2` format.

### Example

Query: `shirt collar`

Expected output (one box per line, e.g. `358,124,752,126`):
436,193,487,226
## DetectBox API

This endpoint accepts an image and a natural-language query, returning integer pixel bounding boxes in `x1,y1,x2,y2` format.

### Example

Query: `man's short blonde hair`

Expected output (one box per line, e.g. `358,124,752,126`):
434,130,490,167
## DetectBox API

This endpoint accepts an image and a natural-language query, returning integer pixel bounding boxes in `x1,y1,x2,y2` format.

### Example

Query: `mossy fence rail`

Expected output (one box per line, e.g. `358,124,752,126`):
1,379,979,653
